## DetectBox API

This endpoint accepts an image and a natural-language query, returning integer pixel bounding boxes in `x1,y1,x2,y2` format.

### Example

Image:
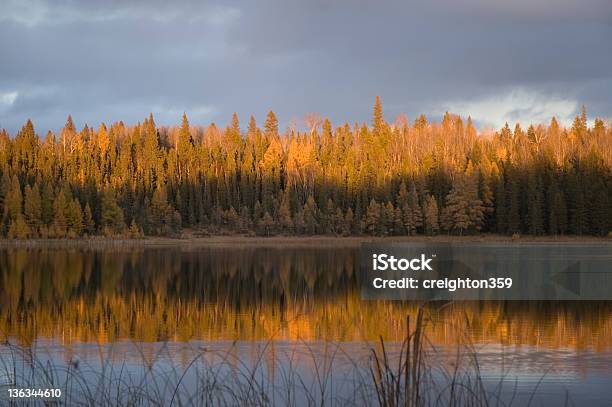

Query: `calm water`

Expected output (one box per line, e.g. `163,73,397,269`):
0,243,611,405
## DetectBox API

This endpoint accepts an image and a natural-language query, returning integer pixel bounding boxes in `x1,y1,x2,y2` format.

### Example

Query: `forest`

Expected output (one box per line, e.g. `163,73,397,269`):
0,97,609,238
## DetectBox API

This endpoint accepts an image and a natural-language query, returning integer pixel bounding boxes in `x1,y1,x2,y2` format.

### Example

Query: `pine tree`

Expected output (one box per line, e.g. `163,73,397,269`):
278,192,293,234
383,202,395,235
303,196,319,235
323,199,336,234
343,208,354,236
101,190,125,235
402,203,416,235
441,174,484,235
258,211,275,236
478,173,494,231
571,105,588,139
495,174,507,234
332,207,344,236
398,181,422,235
526,168,544,235
177,113,193,181
466,172,486,232
224,206,238,230
8,215,29,239
591,189,609,236
253,200,263,225
147,186,176,235
397,181,409,208
128,219,144,238
548,181,567,235
40,181,54,226
264,111,279,139
365,199,381,236
5,176,22,221
66,199,83,236
143,113,160,188
568,173,588,235
293,208,306,235
423,195,439,235
53,190,68,237
372,96,384,136
83,203,96,235
408,183,423,232
441,178,471,235
24,184,42,234
376,201,389,236
239,206,253,233
14,119,38,174
393,207,404,235
506,168,521,235
178,113,193,153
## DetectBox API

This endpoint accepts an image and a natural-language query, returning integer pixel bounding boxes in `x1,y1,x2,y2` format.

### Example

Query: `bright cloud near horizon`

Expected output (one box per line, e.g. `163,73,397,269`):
0,0,611,133
444,89,579,129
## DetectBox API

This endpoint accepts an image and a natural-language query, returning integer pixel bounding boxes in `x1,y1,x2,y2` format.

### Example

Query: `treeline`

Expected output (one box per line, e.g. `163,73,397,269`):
0,98,610,238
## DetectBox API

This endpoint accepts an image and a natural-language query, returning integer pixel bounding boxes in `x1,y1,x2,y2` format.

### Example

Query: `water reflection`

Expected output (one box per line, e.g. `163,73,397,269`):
0,246,611,349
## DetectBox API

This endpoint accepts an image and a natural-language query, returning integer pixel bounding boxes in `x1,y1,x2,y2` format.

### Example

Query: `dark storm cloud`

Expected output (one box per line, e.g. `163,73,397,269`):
0,0,610,133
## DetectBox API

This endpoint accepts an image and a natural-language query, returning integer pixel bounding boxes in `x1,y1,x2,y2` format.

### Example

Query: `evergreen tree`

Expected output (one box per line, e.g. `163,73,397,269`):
365,199,381,236
343,208,354,236
526,168,544,235
548,181,567,235
257,211,275,236
8,215,29,239
101,190,125,235
253,201,263,225
591,189,609,236
398,181,422,235
441,174,484,235
506,168,521,234
495,174,507,234
568,173,588,235
332,207,344,235
478,173,494,231
83,203,96,235
393,207,404,235
303,196,319,235
293,208,306,235
66,199,83,236
278,192,293,234
239,206,253,233
24,184,42,234
264,111,279,139
5,176,22,221
402,203,416,235
40,181,55,226
53,190,68,237
177,113,193,181
423,195,439,235
441,179,470,234
372,96,384,136
128,219,144,238
147,186,179,235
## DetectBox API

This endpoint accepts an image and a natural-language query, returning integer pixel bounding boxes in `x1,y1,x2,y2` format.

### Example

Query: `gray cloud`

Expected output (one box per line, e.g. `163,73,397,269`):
0,0,610,134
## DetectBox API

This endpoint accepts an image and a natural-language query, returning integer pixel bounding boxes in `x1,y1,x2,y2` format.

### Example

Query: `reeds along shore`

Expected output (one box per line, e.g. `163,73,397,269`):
0,100,609,239
0,307,564,407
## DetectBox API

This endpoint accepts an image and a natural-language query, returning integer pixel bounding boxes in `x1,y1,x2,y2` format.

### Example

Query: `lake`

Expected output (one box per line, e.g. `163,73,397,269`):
0,241,611,406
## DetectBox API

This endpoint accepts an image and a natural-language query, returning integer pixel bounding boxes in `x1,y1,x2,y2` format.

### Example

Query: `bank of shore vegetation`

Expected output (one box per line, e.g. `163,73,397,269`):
0,98,609,238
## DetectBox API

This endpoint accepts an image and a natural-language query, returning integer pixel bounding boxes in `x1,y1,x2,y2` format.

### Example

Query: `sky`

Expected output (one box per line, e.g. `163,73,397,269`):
0,0,611,134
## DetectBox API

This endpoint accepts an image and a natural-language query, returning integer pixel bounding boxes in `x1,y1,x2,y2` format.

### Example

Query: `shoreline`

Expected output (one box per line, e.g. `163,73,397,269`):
0,233,608,249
